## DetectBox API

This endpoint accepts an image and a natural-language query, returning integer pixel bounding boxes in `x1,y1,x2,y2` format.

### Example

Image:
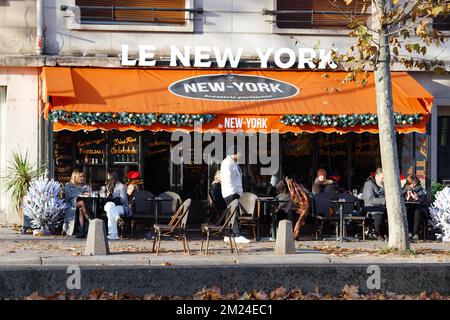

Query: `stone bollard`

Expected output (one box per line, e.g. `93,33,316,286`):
85,219,110,256
274,220,296,255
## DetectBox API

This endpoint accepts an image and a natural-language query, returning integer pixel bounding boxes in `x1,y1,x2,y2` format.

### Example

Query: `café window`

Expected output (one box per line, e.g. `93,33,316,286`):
74,0,189,25
275,0,369,29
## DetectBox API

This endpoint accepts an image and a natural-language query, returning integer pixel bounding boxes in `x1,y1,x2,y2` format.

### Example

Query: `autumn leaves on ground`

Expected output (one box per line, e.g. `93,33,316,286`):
23,286,450,300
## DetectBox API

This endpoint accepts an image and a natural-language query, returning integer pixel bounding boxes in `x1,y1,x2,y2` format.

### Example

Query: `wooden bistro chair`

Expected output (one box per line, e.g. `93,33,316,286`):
201,199,240,256
238,192,258,239
335,192,366,241
152,198,192,255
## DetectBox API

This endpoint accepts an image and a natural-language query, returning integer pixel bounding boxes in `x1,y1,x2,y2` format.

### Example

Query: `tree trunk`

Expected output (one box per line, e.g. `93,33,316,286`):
372,0,410,250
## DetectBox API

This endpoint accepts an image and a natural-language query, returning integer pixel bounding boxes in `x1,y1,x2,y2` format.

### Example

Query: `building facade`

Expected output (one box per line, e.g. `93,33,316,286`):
0,0,449,224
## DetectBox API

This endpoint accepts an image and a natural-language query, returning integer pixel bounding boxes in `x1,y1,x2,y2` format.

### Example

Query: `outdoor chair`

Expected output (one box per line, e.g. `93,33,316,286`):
122,190,155,238
238,192,258,239
158,191,182,220
333,192,366,241
312,192,339,239
152,198,192,255
200,199,240,256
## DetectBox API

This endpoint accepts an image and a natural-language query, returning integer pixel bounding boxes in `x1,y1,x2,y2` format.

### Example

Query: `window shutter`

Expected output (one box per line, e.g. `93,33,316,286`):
75,0,187,25
276,0,369,29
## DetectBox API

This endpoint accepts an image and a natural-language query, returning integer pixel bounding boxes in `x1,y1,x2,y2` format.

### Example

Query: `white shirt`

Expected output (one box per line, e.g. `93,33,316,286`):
220,156,243,198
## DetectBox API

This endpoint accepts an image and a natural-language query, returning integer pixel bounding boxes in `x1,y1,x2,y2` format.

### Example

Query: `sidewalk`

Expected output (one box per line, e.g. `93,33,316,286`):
1,225,450,298
1,225,449,266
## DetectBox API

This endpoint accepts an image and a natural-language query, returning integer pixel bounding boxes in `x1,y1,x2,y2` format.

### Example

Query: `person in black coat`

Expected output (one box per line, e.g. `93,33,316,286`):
210,170,227,212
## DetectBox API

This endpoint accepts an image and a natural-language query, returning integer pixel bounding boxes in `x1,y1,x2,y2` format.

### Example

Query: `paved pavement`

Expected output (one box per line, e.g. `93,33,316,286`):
1,225,449,266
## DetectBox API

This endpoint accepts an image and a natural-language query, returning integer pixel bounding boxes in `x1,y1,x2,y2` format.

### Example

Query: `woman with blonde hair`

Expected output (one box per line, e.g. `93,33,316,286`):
63,169,90,237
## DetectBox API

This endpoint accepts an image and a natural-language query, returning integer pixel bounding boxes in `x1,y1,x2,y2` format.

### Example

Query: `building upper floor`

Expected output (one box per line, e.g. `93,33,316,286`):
0,0,449,69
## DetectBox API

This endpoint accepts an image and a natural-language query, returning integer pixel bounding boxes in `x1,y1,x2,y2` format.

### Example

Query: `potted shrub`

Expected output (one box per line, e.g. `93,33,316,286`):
1,151,45,223
22,176,66,236
429,187,450,242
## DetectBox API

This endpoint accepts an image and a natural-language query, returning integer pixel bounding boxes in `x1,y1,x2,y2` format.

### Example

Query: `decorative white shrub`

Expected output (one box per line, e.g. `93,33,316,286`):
22,177,66,231
429,187,450,242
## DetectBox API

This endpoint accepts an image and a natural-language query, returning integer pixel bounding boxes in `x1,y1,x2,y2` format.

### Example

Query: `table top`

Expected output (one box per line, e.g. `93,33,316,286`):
77,195,107,199
404,201,421,205
331,199,358,204
257,196,275,201
144,198,173,202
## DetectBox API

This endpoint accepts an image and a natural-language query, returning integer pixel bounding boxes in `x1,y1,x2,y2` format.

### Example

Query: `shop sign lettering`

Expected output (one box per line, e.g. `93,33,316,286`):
113,137,137,146
121,45,337,70
169,74,298,101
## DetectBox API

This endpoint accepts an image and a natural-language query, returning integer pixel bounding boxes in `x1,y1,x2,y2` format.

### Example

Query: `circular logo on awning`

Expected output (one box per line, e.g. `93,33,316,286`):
168,74,299,101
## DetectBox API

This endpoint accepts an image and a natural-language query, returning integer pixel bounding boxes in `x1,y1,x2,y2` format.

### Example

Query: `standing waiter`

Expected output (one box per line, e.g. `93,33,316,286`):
220,145,250,244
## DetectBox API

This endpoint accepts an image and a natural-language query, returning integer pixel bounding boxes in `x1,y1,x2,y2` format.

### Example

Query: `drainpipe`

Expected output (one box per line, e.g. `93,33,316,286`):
36,0,44,54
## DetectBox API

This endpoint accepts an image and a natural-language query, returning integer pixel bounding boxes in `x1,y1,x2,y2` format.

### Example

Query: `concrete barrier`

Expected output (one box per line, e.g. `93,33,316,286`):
0,264,449,299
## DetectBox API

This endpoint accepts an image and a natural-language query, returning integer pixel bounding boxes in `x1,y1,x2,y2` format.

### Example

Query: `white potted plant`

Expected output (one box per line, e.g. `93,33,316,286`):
22,176,66,236
429,187,450,242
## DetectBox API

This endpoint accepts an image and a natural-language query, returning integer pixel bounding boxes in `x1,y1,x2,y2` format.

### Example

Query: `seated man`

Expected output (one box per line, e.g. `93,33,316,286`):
363,168,387,241
312,169,336,194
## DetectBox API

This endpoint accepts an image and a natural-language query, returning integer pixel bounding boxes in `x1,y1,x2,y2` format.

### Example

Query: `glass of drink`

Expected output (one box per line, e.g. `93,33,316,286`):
352,189,358,197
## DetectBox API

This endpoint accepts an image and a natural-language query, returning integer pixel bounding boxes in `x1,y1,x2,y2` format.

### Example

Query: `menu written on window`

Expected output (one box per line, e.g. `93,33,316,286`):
110,133,139,164
54,133,74,183
76,135,106,165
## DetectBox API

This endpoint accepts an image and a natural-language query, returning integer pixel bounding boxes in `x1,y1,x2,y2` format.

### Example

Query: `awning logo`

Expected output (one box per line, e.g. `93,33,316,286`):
168,74,299,101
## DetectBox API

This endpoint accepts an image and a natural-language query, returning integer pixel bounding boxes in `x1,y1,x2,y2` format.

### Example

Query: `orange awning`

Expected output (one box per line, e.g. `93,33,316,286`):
43,67,433,133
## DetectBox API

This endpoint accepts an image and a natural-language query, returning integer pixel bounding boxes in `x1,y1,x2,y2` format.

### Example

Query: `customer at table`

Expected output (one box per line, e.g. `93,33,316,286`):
402,175,427,240
104,171,130,240
220,145,250,244
312,168,336,194
363,168,387,241
210,170,227,212
274,180,295,228
63,170,90,238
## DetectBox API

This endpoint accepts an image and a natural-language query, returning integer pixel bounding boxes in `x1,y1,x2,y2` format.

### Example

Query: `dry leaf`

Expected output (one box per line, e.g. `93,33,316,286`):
269,287,287,300
341,284,360,300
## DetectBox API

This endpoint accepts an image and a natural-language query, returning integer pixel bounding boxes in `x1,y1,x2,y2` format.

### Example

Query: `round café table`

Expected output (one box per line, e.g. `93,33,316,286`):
76,195,108,219
330,199,359,242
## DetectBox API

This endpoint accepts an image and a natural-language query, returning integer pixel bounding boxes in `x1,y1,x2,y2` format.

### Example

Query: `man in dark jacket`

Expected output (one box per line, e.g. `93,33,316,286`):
363,168,387,240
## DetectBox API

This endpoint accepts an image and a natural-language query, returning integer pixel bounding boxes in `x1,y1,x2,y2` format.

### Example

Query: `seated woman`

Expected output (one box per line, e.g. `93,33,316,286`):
104,171,130,240
64,170,90,238
402,175,427,240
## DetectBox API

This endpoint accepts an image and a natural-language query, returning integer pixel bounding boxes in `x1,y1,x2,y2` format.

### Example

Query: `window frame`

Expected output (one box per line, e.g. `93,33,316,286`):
63,0,196,33
269,0,367,35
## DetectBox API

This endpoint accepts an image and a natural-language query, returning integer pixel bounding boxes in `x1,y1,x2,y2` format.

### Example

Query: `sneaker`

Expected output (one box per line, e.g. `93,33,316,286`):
107,234,120,240
408,233,413,239
223,236,230,243
412,234,419,241
235,236,251,244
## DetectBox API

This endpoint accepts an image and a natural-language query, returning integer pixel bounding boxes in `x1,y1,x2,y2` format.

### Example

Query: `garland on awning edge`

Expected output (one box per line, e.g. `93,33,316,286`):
281,113,424,127
48,111,216,127
48,111,425,128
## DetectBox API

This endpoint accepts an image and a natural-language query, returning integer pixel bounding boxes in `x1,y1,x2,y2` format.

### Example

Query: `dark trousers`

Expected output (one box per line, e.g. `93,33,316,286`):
223,194,241,235
407,206,425,236
224,194,240,205
371,213,386,236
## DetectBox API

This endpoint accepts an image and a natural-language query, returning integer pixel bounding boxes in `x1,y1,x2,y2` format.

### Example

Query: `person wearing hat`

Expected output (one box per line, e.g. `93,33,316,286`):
220,145,250,244
126,170,143,199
